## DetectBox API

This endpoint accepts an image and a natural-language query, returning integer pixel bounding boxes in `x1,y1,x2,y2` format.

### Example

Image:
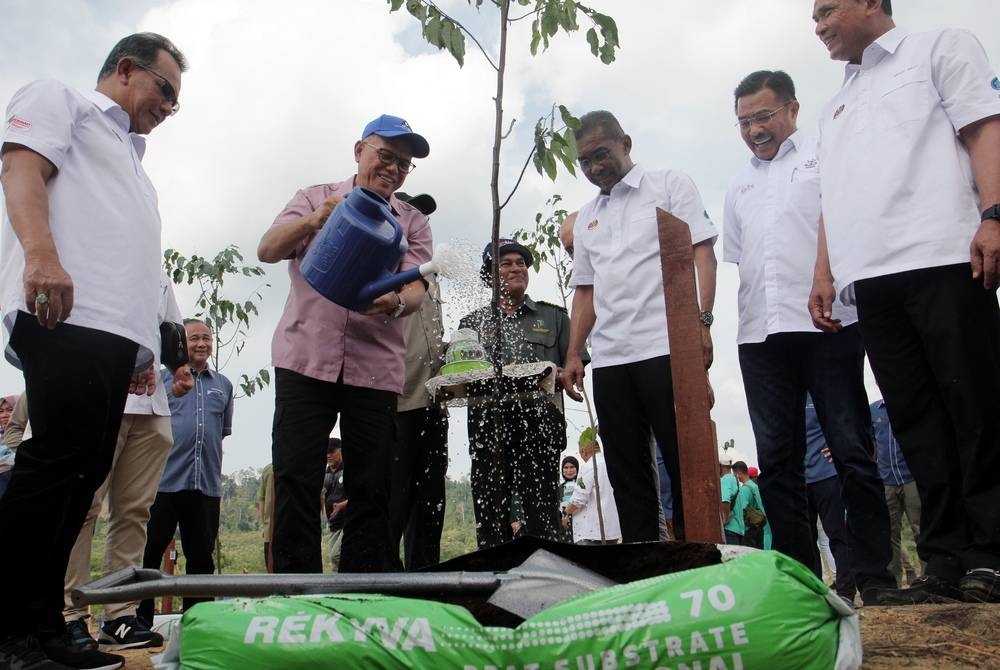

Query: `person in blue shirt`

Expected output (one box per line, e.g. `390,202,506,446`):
806,398,855,602
872,399,923,587
138,319,234,625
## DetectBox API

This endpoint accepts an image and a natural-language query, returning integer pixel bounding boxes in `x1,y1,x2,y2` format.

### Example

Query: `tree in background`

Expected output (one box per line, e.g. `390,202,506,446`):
163,245,271,398
386,0,619,357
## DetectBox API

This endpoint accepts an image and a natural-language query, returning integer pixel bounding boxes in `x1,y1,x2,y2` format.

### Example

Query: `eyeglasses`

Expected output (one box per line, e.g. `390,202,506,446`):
735,100,795,129
363,141,415,174
132,62,180,114
577,147,612,171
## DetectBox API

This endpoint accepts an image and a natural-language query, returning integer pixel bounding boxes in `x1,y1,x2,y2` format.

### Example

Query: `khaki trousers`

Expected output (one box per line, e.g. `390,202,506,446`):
885,480,924,585
63,414,173,621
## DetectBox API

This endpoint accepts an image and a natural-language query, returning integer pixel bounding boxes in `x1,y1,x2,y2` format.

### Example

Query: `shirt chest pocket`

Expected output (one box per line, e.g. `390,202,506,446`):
875,69,934,129
205,388,228,417
786,164,821,215
627,205,663,254
523,327,557,361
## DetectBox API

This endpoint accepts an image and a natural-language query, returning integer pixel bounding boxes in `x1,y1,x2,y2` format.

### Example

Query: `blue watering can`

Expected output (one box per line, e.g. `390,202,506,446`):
301,187,432,310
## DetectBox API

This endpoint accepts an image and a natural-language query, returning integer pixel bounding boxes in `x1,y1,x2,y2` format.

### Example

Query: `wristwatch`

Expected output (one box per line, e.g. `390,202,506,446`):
699,311,714,327
390,293,406,318
982,204,1000,222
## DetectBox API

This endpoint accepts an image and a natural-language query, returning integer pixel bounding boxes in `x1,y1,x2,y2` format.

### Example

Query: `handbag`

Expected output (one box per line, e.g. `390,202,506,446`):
159,321,189,370
744,504,767,529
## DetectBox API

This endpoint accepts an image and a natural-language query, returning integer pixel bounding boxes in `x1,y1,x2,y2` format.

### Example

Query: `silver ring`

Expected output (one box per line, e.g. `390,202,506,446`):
35,292,49,305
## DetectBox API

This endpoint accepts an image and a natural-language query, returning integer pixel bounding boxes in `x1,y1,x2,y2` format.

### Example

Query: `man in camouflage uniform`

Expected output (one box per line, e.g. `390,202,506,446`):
459,239,589,548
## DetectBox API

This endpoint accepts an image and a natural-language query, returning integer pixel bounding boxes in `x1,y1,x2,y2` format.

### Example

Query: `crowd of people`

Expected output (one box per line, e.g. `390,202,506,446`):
1,1,999,668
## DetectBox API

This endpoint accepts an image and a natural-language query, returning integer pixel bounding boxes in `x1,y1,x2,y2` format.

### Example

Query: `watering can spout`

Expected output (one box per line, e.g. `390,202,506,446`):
356,260,438,304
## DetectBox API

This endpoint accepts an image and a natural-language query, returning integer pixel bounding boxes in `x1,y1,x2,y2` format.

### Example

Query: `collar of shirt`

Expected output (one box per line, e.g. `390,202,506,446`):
615,162,645,193
844,26,908,83
80,89,146,159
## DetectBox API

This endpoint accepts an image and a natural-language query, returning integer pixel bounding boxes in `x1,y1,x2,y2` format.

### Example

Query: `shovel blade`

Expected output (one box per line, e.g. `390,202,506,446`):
487,548,617,619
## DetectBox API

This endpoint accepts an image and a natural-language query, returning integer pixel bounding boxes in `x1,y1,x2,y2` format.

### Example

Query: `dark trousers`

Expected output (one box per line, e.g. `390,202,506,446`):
469,398,564,548
592,356,684,542
138,490,220,623
808,475,856,599
855,263,1000,580
389,405,448,570
738,325,892,591
0,312,136,635
270,368,398,573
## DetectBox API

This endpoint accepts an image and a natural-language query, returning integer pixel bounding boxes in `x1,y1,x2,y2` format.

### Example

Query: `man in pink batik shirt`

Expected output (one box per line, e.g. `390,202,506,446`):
257,114,432,574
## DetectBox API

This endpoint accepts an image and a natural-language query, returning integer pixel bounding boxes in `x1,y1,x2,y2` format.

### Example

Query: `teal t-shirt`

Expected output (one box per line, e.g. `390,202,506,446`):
720,473,743,535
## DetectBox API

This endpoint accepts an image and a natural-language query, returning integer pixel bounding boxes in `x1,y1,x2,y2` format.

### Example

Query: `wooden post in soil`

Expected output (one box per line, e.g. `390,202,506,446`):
656,209,723,544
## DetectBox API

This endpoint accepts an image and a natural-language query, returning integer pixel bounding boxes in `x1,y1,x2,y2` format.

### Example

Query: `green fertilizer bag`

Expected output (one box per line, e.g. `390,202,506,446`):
177,550,861,669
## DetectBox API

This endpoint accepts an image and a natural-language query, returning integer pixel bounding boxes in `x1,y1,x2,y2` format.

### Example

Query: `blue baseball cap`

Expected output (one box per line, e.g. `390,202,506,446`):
361,114,429,158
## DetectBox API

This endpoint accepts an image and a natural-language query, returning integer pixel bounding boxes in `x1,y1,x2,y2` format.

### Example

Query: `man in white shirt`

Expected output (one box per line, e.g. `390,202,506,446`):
563,111,718,543
723,70,894,604
62,273,192,652
0,33,187,669
809,0,1000,604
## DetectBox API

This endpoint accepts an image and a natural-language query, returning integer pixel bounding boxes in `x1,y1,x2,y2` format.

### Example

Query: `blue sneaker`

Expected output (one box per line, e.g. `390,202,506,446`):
98,615,163,651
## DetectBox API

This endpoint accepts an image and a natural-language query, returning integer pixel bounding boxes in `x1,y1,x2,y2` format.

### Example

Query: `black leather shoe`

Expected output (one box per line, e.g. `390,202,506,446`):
960,568,1000,603
862,575,960,606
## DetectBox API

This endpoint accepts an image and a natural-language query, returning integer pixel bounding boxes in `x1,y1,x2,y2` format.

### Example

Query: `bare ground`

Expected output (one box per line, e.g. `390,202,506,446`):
115,603,1000,669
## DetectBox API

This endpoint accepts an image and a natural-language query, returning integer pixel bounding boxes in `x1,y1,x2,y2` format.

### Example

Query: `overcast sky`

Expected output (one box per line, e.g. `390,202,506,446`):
1,1,997,478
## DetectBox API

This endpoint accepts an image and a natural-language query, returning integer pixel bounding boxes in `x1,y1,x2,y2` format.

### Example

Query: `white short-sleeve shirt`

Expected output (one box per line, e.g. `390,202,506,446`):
124,270,183,417
724,131,857,344
570,164,718,367
818,27,1000,303
1,80,162,370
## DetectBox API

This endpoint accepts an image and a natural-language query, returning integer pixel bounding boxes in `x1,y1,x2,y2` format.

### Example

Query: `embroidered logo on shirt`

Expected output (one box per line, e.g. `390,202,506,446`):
737,183,754,195
7,115,31,131
207,388,226,398
802,158,818,169
531,319,549,333
992,77,1000,91
587,219,599,230
833,104,845,120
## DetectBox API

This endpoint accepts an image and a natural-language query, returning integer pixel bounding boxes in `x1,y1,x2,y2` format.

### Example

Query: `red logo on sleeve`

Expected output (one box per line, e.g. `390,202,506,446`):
7,116,31,130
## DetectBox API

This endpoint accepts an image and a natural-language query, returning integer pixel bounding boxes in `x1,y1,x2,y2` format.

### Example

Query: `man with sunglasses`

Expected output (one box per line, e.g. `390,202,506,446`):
722,70,894,605
258,114,431,576
0,32,186,670
562,111,718,544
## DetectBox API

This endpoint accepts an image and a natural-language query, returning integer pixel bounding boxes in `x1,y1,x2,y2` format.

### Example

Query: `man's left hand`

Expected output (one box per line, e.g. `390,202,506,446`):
555,367,583,402
172,365,194,397
971,218,1000,290
129,368,156,396
701,325,714,370
360,291,400,316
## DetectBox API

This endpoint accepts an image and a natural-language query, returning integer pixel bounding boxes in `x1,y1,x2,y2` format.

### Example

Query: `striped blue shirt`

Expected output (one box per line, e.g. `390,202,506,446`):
158,367,233,497
871,400,912,486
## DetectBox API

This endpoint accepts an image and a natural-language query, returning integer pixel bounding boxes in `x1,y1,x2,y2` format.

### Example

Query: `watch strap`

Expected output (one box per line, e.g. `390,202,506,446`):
982,204,1000,222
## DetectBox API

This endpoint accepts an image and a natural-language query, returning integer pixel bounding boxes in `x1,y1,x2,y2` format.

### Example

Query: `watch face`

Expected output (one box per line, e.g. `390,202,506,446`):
700,312,714,326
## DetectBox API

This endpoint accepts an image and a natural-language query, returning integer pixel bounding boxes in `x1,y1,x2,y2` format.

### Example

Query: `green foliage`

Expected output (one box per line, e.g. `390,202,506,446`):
513,194,573,302
528,0,618,64
723,438,735,452
386,0,618,185
163,245,271,397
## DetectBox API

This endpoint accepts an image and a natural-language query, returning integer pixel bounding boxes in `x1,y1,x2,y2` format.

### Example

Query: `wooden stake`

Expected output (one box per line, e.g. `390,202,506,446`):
656,209,723,544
